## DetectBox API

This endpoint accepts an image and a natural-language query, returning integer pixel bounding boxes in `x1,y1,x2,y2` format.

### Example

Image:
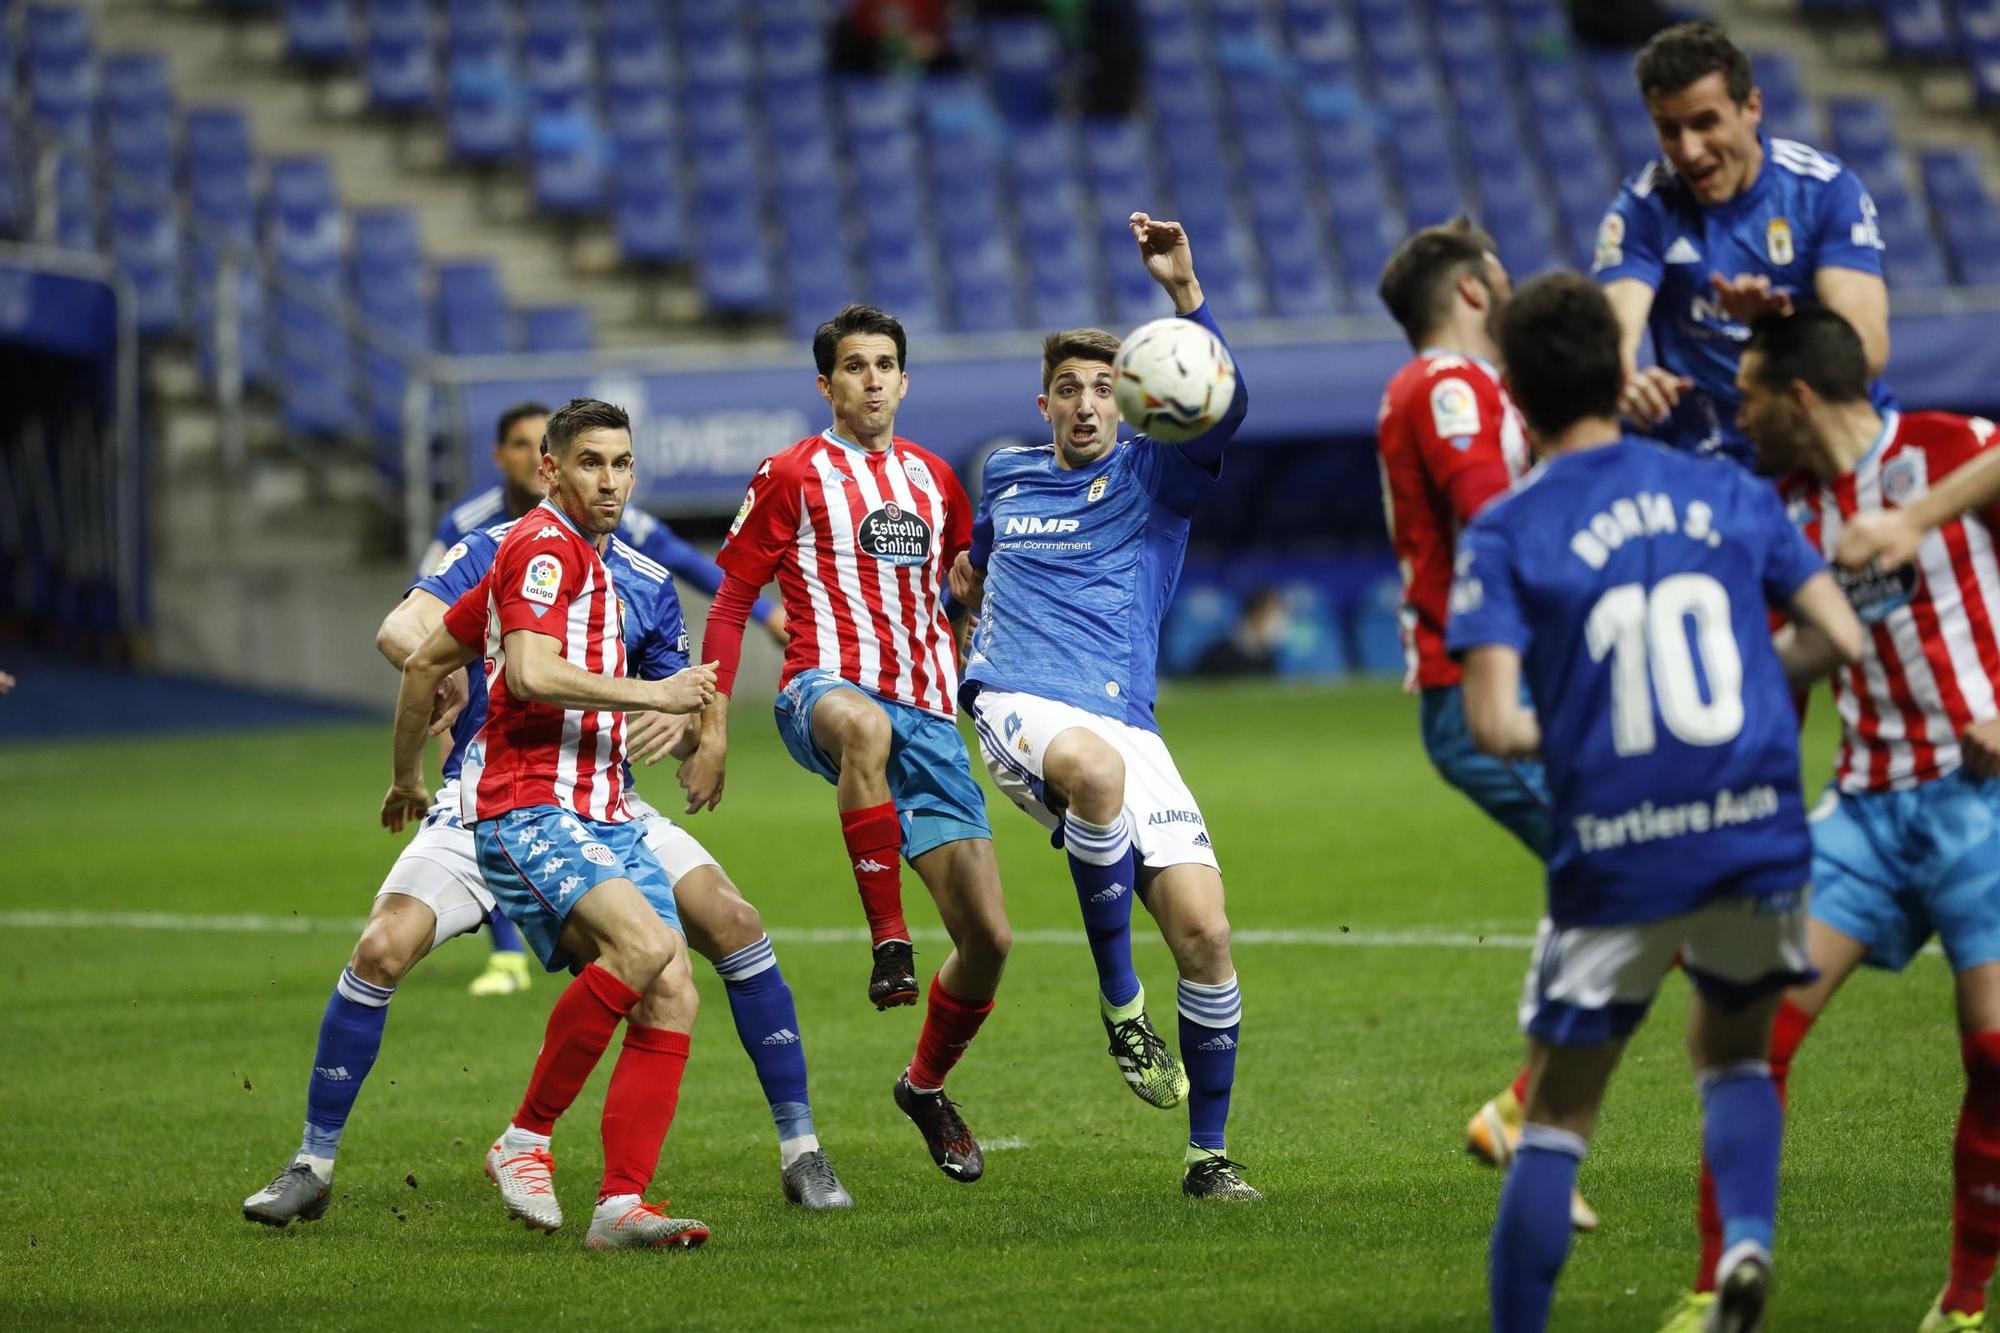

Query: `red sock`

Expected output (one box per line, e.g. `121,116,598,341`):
1944,1030,2000,1315
840,801,909,947
513,964,641,1135
599,1025,692,1201
1696,998,1815,1291
1509,1065,1531,1105
907,974,993,1091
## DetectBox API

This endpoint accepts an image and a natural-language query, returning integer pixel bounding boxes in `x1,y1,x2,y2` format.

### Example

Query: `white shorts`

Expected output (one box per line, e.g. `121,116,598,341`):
375,783,721,949
967,688,1219,871
1519,891,1816,1047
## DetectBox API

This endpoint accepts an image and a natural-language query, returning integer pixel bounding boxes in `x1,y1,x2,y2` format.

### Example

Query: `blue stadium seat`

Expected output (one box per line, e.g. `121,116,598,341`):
521,304,594,353
696,205,778,315
601,13,670,94
612,130,688,265
364,0,436,112
446,47,520,163
436,257,510,354
983,16,1063,125
102,52,174,186
27,2,95,146
785,253,857,341
109,188,181,334
1881,0,1958,58
678,6,753,98
1919,149,2000,284
1257,214,1342,317
1827,97,1896,173
1749,52,1816,143
285,0,357,64
529,108,606,214
351,206,424,316
445,0,507,53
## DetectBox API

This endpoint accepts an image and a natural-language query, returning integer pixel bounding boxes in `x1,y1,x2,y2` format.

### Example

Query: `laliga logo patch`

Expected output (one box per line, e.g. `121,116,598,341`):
581,842,617,867
1881,451,1927,506
521,554,562,614
1767,217,1795,266
1593,212,1624,271
435,541,469,576
857,500,933,567
1087,475,1109,503
729,488,754,537
1430,377,1481,439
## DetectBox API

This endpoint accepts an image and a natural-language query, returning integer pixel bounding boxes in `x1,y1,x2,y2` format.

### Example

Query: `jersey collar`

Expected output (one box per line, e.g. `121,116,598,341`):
1858,409,1901,471
1417,347,1499,379
822,427,887,458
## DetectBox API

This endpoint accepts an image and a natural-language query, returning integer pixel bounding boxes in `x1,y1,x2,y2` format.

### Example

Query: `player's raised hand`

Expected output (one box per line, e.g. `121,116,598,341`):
426,669,470,738
653,662,718,714
1619,365,1692,426
1710,272,1794,325
949,551,985,610
1130,212,1202,311
626,708,691,767
1963,718,2000,779
1835,508,1922,572
381,780,432,833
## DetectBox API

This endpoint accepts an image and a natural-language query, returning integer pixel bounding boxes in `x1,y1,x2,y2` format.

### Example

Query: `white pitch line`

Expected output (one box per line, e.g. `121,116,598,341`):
0,910,1539,950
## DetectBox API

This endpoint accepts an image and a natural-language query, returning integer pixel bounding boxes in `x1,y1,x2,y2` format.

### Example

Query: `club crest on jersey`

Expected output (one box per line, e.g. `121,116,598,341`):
1766,217,1795,266
900,456,932,488
857,500,932,566
1834,561,1917,624
1430,378,1481,439
1087,475,1109,502
729,488,754,537
522,554,562,612
1881,452,1927,506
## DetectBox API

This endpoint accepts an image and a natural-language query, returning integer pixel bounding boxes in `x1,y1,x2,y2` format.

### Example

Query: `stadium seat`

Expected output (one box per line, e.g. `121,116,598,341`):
27,2,95,146
521,304,594,353
446,47,521,164
1827,97,1896,173
528,107,606,214
364,0,437,112
1881,0,1958,58
436,257,511,354
982,17,1063,126
612,130,688,266
285,0,357,65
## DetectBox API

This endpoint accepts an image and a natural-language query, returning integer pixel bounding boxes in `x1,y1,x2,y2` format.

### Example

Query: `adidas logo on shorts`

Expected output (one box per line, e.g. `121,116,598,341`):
1192,832,1211,848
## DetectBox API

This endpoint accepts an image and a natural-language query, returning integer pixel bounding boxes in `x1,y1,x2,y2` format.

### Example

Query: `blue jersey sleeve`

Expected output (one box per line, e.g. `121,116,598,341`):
968,474,994,572
1166,301,1249,475
1590,183,1665,290
413,527,498,603
1749,478,1827,607
1811,167,1887,277
1444,516,1531,657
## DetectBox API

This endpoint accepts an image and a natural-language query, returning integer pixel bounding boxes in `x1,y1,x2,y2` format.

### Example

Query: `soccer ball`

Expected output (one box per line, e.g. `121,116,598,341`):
1110,317,1238,443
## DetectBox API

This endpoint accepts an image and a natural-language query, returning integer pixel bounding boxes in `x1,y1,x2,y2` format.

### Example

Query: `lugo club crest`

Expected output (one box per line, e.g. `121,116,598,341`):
858,501,933,566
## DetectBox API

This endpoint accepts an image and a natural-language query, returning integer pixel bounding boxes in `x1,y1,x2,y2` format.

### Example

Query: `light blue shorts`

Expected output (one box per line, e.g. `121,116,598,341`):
1809,771,2000,974
775,669,991,860
473,805,680,973
1421,686,1553,860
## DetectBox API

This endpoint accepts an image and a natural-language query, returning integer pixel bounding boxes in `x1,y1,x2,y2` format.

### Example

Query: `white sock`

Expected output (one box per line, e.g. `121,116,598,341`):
502,1124,552,1153
293,1151,335,1183
780,1133,821,1170
595,1192,641,1214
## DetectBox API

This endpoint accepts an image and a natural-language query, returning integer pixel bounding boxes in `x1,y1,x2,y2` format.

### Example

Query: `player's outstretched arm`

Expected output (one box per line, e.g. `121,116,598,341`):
1816,267,1890,378
1603,278,1691,425
1774,570,1865,688
681,571,760,813
1130,211,1203,315
1461,645,1541,759
1836,430,2000,571
502,629,715,715
385,622,480,830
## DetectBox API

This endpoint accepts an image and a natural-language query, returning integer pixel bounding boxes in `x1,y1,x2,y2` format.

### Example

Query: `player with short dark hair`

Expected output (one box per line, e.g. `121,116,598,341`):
383,398,727,1250
1595,20,1891,466
1657,309,2000,1333
1449,274,1863,1332
683,307,1013,1184
949,213,1258,1199
423,400,784,997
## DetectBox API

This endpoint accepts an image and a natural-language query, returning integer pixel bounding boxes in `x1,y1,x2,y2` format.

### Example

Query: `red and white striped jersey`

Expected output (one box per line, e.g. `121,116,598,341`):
444,501,632,823
1782,410,2000,792
718,431,972,718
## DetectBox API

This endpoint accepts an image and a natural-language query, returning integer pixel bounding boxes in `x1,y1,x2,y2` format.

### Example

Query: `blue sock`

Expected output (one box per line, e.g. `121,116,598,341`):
1491,1126,1585,1333
1177,975,1241,1154
1064,810,1140,1008
1702,1060,1781,1259
715,936,817,1160
485,904,523,954
299,968,394,1166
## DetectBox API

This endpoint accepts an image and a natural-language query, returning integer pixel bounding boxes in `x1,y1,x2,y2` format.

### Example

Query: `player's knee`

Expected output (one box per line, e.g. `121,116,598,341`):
1171,914,1232,977
636,942,699,1028
607,919,675,993
837,701,893,767
715,891,765,955
1047,734,1125,820
350,920,424,987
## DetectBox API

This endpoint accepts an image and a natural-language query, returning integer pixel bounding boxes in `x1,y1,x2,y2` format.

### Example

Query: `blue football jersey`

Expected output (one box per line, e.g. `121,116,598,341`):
1445,440,1825,926
420,485,755,612
414,521,690,784
1592,137,1890,467
960,302,1248,732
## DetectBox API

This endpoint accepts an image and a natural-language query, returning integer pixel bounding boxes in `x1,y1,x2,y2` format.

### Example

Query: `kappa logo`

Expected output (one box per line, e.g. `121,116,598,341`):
761,1028,800,1046
854,858,892,874
526,839,553,861
556,874,585,901
581,843,617,867
1195,1033,1237,1052
1972,1183,2000,1207
1663,236,1702,265
534,525,563,540
1089,883,1128,903
541,855,569,873
1004,515,1081,536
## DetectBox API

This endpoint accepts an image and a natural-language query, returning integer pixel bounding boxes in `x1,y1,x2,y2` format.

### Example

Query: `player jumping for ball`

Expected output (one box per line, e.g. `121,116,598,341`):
948,213,1257,1199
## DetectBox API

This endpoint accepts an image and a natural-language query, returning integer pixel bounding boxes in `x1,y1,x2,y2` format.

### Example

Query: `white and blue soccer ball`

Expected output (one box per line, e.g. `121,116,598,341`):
1110,317,1238,443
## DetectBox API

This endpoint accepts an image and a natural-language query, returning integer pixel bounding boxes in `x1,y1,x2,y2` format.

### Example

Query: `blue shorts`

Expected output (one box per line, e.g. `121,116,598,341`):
1421,686,1553,860
775,669,991,860
1809,771,2000,973
473,805,681,973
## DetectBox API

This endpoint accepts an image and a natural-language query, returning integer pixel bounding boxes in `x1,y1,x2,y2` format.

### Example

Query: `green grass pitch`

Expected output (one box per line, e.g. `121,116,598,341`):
0,682,1964,1329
